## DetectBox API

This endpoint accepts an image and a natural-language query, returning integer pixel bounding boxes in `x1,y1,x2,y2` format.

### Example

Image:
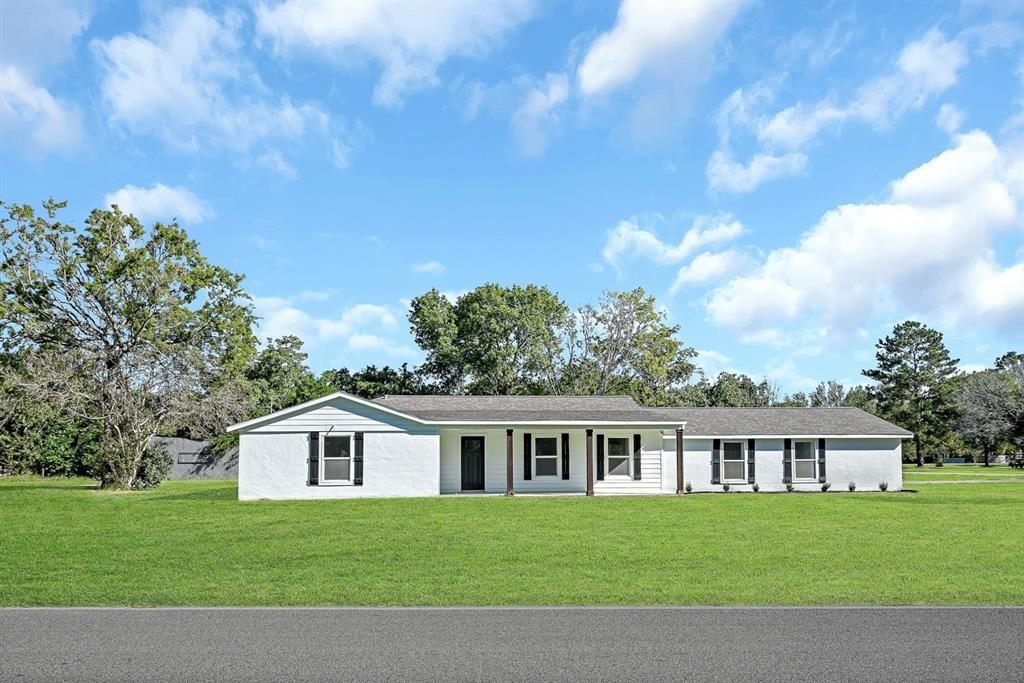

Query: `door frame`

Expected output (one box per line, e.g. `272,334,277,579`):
460,435,486,491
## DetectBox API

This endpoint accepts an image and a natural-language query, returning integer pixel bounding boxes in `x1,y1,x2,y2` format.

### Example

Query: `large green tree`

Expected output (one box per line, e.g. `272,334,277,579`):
321,363,430,398
556,288,698,405
0,201,256,488
994,351,1024,452
863,321,959,467
955,369,1014,466
810,380,846,407
245,335,331,414
409,284,567,394
705,372,772,407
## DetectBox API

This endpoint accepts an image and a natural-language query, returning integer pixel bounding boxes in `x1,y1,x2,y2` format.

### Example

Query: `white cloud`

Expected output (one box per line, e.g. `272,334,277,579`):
936,103,965,134
255,0,536,107
256,150,298,178
706,149,807,194
0,65,81,153
670,250,747,294
462,72,569,157
778,19,853,70
851,29,968,128
412,260,446,275
0,0,92,75
103,183,213,224
694,349,732,376
510,73,569,157
576,0,744,98
706,130,1023,341
298,290,331,301
254,297,400,350
602,215,745,269
710,29,970,193
347,333,416,356
93,6,356,167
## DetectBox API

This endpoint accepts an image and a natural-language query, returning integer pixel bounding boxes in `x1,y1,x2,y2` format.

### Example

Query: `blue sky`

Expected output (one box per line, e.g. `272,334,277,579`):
2,0,1022,392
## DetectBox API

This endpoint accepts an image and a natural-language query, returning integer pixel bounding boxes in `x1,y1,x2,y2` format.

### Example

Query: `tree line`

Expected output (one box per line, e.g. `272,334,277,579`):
1,202,1021,487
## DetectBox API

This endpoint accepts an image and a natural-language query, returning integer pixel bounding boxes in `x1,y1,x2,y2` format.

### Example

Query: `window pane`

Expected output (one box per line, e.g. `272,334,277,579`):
535,456,557,476
324,458,350,481
723,442,743,460
535,437,557,457
724,461,744,480
608,456,630,476
795,441,814,460
608,438,629,457
324,436,351,459
795,460,815,480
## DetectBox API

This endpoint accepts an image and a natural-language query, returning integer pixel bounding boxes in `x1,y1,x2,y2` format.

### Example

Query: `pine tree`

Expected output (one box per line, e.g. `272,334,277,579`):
863,321,959,467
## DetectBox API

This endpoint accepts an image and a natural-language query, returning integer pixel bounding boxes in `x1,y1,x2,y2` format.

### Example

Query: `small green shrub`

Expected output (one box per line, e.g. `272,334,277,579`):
848,481,856,492
785,482,795,492
722,483,730,492
821,482,831,492
684,481,692,493
879,481,889,492
752,483,759,493
132,446,173,490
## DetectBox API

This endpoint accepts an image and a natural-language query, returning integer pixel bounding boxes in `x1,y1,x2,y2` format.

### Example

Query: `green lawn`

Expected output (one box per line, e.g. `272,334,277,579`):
1,476,1022,606
902,463,1024,482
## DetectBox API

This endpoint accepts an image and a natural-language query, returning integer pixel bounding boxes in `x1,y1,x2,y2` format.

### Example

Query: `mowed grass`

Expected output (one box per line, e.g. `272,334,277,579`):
1,477,1022,606
902,463,1024,482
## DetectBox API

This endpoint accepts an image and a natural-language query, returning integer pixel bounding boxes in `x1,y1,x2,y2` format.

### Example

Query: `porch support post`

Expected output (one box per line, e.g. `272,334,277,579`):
675,424,686,494
505,428,514,496
586,428,594,496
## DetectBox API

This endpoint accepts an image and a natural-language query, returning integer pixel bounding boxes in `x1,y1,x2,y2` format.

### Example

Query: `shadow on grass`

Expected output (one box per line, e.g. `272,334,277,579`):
0,482,99,492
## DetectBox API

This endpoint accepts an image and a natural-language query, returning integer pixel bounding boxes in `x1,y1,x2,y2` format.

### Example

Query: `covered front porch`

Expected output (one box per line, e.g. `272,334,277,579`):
438,425,686,496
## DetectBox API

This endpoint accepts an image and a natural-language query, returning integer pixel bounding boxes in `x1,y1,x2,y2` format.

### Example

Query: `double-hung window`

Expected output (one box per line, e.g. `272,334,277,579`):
722,441,746,482
534,436,559,477
606,437,631,477
794,440,816,481
322,434,353,484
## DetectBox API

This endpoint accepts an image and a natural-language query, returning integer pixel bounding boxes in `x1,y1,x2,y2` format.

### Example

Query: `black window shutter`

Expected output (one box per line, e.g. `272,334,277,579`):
561,433,570,480
307,432,319,486
632,434,642,480
354,432,364,486
711,438,721,484
596,434,605,481
747,438,756,484
523,432,532,480
783,438,793,483
817,437,826,483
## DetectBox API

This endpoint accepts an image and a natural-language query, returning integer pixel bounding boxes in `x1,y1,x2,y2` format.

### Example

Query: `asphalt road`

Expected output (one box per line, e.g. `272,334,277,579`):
1,607,1021,682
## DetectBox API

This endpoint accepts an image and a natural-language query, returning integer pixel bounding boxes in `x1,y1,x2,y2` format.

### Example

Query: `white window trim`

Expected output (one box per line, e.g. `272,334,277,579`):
793,439,817,482
604,433,633,479
722,440,747,484
320,432,355,486
532,433,561,478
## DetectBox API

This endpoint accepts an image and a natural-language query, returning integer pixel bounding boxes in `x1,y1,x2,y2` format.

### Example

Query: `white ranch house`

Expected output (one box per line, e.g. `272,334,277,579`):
228,394,911,500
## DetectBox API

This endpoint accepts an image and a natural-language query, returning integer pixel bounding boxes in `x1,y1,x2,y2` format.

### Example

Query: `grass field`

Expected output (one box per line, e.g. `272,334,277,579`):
902,463,1024,482
1,474,1022,606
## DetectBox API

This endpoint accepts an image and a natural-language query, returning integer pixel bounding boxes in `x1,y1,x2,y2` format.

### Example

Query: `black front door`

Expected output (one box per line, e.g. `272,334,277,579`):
461,436,485,491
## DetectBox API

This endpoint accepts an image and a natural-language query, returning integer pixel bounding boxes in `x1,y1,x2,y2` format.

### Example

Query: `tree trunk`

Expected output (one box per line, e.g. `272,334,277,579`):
915,434,923,468
983,445,990,467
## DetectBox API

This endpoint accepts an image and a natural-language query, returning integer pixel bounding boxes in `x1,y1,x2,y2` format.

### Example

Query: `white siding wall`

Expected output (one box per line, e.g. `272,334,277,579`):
439,428,667,494
244,398,429,434
675,436,903,492
238,431,440,500
593,430,665,495
236,396,440,500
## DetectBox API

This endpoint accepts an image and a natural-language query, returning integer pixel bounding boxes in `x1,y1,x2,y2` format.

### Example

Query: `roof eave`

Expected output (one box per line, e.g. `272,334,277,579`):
227,391,429,433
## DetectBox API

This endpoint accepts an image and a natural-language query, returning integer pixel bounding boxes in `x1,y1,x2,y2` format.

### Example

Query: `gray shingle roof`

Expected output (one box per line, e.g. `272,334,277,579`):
371,395,911,436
